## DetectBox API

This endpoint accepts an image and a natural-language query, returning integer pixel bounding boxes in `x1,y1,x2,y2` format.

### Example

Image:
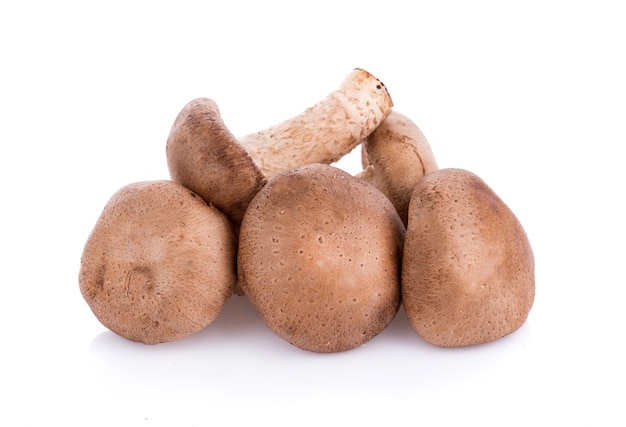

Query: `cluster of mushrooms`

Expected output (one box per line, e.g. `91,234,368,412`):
79,69,535,353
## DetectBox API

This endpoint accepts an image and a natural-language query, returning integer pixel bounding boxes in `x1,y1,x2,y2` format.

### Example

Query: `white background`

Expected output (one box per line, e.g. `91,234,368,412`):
2,1,624,426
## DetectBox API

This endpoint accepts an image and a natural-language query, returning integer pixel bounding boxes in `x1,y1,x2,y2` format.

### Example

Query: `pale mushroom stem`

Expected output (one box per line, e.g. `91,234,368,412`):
239,68,394,180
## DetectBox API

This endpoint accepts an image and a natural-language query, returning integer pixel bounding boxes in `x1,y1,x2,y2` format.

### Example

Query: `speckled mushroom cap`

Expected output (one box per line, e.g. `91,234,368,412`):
166,97,267,228
401,168,535,347
79,180,237,344
357,110,439,226
237,164,405,353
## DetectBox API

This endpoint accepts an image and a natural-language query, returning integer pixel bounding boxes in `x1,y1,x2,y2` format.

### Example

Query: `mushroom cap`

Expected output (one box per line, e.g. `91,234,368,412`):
238,164,405,353
166,97,266,227
358,110,439,225
401,168,535,347
79,180,237,344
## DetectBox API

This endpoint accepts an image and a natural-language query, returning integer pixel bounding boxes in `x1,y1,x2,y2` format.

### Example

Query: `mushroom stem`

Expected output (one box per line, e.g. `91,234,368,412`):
239,68,394,180
356,110,438,225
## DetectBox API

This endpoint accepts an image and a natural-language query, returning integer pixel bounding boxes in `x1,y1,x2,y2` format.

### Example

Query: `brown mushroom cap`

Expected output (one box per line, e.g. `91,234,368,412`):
237,164,405,353
401,168,535,347
79,180,237,344
166,97,267,228
357,110,439,225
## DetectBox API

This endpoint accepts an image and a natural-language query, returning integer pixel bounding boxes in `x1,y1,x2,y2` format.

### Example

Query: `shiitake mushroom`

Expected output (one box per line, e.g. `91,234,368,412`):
79,180,237,344
401,168,535,347
237,164,405,353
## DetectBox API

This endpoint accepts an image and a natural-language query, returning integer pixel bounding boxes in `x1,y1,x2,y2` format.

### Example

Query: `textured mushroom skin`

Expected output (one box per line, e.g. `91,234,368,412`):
238,164,405,353
79,181,237,344
166,98,267,227
357,110,439,225
239,68,394,180
402,168,535,347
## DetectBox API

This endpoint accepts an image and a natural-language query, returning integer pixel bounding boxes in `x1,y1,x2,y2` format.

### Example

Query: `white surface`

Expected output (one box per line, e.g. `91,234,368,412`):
2,1,625,426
